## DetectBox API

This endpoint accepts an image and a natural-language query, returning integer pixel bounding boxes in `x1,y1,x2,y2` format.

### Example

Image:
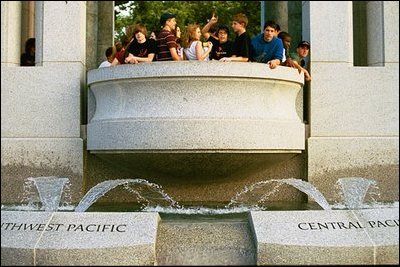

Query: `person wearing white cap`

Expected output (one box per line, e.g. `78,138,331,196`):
290,41,311,81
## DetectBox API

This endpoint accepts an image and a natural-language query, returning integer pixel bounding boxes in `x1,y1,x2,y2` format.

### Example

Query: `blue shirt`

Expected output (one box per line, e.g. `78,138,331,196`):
251,34,283,63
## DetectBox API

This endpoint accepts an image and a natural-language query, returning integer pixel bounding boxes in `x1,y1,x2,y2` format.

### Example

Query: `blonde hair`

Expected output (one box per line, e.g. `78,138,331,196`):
182,24,200,49
233,13,248,28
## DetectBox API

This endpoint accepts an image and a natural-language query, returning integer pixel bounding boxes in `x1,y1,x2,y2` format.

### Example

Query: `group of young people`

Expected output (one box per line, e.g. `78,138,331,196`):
99,12,311,81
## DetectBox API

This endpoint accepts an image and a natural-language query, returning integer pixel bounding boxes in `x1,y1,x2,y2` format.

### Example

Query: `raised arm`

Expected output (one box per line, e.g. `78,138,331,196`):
201,14,218,40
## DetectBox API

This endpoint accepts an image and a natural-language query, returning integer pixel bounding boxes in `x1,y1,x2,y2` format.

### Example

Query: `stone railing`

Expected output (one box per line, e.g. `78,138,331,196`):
86,61,305,178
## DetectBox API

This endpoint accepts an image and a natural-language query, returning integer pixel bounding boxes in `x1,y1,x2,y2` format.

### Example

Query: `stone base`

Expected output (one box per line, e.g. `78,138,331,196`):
2,208,398,265
250,208,399,265
1,211,160,266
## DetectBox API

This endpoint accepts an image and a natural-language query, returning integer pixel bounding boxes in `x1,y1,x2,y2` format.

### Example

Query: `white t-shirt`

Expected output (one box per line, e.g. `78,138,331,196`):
282,48,286,63
98,60,112,68
184,41,209,61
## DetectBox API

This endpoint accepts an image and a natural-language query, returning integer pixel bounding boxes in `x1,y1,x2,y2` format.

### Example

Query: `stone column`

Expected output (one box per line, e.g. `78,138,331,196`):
97,1,114,67
1,1,21,66
21,1,35,54
34,1,43,66
305,1,399,203
288,1,302,47
381,1,399,65
263,1,288,32
366,1,384,66
1,1,87,204
40,1,86,65
86,1,98,71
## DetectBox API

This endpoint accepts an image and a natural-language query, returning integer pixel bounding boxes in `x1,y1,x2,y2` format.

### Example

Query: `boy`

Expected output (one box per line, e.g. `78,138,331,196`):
290,41,311,81
251,20,283,69
219,13,251,62
156,12,181,61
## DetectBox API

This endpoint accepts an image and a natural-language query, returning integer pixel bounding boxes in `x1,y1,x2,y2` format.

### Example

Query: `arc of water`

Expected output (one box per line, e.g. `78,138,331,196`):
74,178,179,212
228,178,332,210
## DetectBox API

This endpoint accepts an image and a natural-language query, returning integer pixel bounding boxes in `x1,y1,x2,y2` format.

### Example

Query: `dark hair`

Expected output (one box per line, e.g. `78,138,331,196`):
209,24,218,34
160,12,176,26
263,20,279,31
105,46,114,58
25,38,35,54
217,25,230,36
278,31,291,40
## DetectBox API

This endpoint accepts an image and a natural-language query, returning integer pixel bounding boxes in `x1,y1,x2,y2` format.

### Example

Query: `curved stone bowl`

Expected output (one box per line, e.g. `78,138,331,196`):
87,61,305,180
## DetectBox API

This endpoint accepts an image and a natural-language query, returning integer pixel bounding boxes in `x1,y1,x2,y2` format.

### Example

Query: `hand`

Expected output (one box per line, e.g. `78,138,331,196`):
219,57,231,62
209,13,218,24
125,54,138,64
267,59,279,69
304,71,312,81
285,58,296,68
125,54,133,64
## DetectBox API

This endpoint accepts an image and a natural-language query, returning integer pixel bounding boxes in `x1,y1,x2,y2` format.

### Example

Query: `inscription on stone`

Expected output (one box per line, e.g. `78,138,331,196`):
1,222,127,232
298,219,399,230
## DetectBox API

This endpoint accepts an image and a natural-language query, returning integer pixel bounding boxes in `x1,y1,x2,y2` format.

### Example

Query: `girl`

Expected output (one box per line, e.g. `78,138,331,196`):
182,24,212,61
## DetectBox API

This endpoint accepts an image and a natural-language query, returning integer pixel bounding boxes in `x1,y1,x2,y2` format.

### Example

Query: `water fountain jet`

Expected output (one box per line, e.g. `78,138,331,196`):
335,177,378,209
27,176,70,211
74,178,180,212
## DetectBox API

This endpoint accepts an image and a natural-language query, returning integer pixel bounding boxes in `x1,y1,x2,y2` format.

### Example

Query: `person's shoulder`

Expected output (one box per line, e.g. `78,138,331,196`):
251,33,262,40
193,40,202,48
147,38,156,45
290,52,300,61
99,61,111,68
273,36,283,46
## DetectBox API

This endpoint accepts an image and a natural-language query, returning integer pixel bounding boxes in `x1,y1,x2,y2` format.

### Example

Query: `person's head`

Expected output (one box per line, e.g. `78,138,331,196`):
115,35,128,52
175,26,181,39
25,38,35,55
105,46,117,63
275,23,281,36
209,24,218,37
277,31,292,50
231,13,248,34
217,25,229,43
183,24,201,48
263,21,279,42
150,31,157,40
133,23,148,44
115,41,123,52
160,12,177,30
296,41,310,58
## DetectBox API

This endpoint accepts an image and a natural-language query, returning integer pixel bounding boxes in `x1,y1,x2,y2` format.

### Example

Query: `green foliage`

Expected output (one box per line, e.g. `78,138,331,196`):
114,1,261,42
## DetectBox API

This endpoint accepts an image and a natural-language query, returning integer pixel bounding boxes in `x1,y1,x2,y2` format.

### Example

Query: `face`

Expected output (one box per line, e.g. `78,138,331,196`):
166,18,177,30
150,32,156,40
195,27,201,40
135,31,146,43
282,36,291,50
231,21,242,33
218,29,228,43
175,26,181,38
263,26,276,42
297,46,310,58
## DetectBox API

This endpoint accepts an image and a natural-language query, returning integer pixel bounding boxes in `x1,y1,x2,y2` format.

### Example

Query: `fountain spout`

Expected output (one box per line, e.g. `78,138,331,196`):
336,177,377,209
28,176,69,211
